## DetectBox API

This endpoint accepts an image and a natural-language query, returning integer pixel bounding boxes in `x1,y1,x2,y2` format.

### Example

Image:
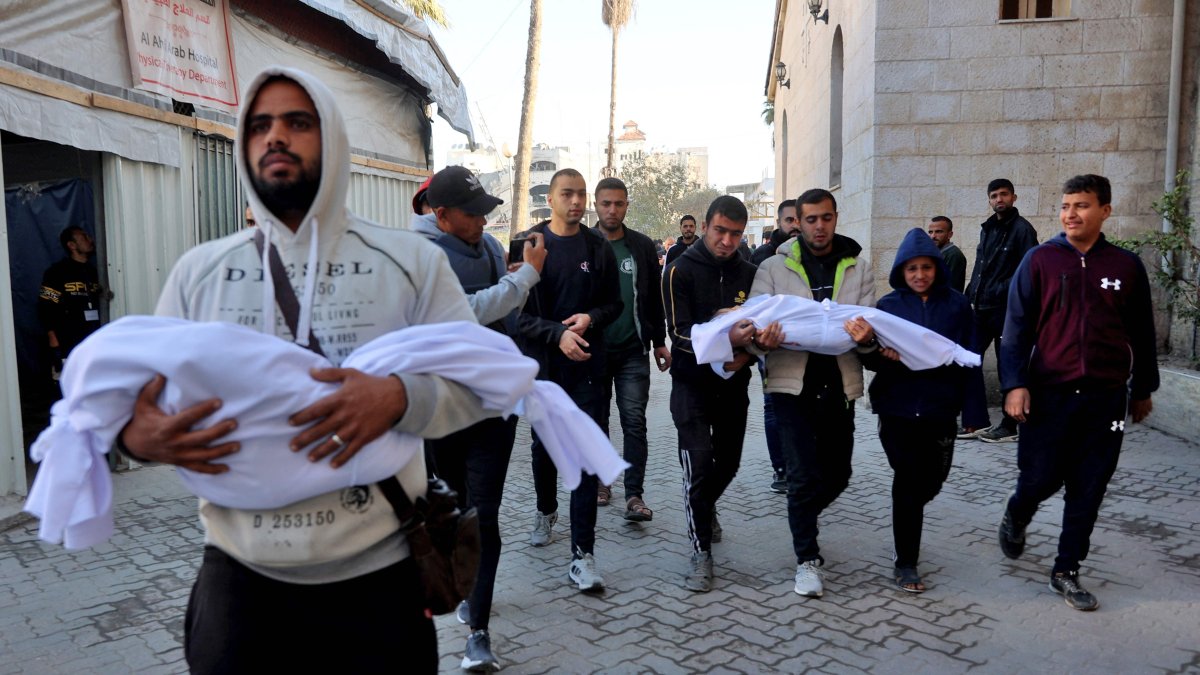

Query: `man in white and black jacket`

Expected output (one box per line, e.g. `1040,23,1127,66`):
516,168,622,592
590,177,670,523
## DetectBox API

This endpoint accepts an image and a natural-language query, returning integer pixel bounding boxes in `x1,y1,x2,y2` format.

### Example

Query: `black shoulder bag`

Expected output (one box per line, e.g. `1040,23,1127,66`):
254,230,480,616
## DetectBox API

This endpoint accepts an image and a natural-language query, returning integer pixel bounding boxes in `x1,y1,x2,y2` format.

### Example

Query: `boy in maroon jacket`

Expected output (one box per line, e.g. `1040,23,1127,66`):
997,174,1158,611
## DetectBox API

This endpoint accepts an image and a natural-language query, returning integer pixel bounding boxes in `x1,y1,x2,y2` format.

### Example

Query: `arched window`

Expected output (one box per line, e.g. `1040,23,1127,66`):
530,160,556,172
829,27,844,188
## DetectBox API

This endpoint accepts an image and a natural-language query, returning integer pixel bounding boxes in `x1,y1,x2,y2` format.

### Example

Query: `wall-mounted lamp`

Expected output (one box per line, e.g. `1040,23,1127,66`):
808,0,829,24
775,61,791,89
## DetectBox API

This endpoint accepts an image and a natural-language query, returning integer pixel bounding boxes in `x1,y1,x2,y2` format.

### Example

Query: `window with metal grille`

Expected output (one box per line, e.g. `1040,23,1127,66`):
193,133,244,242
1000,0,1070,19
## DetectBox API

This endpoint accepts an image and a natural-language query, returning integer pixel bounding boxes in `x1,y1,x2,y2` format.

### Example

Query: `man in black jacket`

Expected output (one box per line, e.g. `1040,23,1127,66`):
39,226,105,370
592,177,671,523
663,195,782,593
964,178,1038,443
750,199,798,493
517,168,622,593
664,214,698,266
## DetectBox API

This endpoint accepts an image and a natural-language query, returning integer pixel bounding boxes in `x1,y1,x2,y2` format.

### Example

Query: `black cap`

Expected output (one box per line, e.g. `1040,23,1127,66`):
426,166,504,216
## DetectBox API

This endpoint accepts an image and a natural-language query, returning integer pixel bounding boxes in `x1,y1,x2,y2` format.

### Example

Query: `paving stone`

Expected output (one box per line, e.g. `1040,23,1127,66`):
4,369,1200,672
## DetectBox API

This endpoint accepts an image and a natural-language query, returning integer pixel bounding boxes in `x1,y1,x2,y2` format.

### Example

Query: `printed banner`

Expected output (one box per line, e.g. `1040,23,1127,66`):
120,0,239,113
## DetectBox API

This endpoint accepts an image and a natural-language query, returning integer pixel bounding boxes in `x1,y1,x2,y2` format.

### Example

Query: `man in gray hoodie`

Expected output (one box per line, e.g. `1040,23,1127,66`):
411,165,544,670
119,68,490,672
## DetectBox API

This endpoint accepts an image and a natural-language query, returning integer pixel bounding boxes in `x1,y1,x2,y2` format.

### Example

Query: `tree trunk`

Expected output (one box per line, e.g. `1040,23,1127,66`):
511,0,542,236
605,27,618,177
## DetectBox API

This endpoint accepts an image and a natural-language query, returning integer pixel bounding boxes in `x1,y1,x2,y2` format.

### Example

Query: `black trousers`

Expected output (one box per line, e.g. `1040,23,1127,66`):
428,415,517,631
185,547,436,674
670,377,749,553
532,375,604,557
878,414,956,569
774,387,856,565
1006,384,1127,575
974,308,1018,432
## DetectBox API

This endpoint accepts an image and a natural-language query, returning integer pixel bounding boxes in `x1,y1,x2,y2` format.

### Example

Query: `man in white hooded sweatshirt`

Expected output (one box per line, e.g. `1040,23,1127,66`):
118,68,489,672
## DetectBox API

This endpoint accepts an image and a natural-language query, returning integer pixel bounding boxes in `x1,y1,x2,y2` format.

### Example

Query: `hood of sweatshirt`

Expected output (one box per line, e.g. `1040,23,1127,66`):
889,227,949,291
235,66,351,345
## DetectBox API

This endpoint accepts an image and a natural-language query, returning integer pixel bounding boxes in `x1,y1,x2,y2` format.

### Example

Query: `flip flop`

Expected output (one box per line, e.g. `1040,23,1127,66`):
597,484,612,507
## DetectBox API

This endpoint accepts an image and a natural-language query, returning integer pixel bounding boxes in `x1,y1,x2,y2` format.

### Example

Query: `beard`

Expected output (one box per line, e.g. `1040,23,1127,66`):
252,164,320,218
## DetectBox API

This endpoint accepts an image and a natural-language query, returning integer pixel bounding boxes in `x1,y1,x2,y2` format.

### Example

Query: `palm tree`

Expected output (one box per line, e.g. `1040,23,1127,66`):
511,0,543,235
602,0,634,178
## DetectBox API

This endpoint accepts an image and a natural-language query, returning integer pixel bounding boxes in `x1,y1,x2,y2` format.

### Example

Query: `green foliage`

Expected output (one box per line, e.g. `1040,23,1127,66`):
396,0,449,27
619,155,719,240
761,99,774,126
1112,171,1199,324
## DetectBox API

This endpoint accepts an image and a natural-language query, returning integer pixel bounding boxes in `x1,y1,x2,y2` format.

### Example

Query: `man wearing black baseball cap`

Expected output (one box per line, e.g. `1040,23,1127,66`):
411,164,545,671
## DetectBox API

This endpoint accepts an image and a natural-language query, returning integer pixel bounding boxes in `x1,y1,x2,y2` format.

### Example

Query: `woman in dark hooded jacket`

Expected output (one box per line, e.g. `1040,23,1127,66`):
857,227,988,593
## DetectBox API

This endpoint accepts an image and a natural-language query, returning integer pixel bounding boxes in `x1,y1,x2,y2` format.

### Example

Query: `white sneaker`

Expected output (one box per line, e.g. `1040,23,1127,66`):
568,553,605,592
794,560,824,597
530,511,556,547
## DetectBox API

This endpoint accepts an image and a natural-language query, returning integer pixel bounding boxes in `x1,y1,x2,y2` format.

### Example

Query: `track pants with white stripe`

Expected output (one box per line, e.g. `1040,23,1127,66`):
670,377,750,553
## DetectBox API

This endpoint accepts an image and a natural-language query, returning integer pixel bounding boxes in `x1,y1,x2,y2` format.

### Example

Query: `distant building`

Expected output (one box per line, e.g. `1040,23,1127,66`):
727,178,775,246
614,120,709,187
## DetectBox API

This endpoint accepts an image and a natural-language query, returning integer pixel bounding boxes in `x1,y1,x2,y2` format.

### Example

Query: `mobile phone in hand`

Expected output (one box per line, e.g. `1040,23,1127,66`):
508,237,531,263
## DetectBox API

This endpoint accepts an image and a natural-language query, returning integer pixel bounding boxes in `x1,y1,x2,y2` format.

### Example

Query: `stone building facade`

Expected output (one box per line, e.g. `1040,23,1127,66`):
767,0,1192,307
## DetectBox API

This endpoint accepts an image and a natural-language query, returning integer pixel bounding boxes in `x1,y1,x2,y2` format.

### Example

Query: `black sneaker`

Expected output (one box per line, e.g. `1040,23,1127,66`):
770,469,787,494
1049,571,1099,611
978,425,1019,443
998,509,1026,559
461,629,501,672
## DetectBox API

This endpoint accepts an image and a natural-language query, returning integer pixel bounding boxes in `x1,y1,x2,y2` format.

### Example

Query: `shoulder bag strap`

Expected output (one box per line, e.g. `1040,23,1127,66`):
253,228,326,358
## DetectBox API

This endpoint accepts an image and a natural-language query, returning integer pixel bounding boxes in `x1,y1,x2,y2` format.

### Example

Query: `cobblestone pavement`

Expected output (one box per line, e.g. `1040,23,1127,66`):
2,368,1199,674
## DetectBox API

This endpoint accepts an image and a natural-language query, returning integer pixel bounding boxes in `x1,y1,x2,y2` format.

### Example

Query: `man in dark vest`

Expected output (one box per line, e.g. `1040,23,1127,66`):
411,165,546,671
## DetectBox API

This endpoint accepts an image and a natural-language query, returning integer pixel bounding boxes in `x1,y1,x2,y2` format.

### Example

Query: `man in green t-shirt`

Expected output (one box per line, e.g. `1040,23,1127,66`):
592,177,671,522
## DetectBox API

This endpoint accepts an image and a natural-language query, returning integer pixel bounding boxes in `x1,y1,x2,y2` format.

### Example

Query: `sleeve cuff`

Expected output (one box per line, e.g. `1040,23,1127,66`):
392,373,437,435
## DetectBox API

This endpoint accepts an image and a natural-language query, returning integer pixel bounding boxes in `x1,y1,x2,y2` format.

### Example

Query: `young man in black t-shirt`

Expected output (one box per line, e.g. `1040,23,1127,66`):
39,226,105,371
516,168,623,592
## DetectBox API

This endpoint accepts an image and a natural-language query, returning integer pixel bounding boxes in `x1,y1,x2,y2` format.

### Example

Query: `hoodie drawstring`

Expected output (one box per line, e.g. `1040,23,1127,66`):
260,223,275,337
295,218,320,348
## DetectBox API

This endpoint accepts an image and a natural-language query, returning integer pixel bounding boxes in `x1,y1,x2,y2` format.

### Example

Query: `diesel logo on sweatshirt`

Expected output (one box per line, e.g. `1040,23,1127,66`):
223,261,375,282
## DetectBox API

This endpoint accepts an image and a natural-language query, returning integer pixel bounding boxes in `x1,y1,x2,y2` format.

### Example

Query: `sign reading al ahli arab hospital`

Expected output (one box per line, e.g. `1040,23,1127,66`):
120,0,239,114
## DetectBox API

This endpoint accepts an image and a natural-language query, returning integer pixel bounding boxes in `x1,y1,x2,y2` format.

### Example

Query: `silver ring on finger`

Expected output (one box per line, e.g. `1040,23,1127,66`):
331,433,347,447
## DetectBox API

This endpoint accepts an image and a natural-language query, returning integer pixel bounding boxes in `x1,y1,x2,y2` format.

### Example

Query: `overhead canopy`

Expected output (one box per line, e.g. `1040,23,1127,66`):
299,0,475,144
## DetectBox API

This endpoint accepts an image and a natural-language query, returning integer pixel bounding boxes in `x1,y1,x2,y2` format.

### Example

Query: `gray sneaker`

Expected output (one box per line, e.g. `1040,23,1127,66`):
461,629,500,672
530,511,556,547
684,550,714,592
794,560,825,597
568,553,605,592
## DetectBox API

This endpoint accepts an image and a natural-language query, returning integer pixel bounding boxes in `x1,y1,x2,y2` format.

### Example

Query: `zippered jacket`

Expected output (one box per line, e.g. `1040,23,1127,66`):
662,238,757,385
591,223,667,351
966,208,1038,312
749,234,874,399
863,228,988,426
999,232,1159,400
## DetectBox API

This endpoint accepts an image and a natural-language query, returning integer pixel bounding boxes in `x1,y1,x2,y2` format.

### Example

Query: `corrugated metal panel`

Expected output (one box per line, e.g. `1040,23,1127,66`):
348,169,422,230
194,133,244,242
0,148,28,496
102,139,196,319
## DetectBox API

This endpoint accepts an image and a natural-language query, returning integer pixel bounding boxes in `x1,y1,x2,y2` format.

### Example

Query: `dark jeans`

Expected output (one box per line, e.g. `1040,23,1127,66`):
428,415,517,631
758,363,784,473
974,308,1017,432
1006,384,1127,575
532,375,604,557
670,377,749,552
185,547,436,674
774,387,856,564
878,414,956,569
600,344,651,499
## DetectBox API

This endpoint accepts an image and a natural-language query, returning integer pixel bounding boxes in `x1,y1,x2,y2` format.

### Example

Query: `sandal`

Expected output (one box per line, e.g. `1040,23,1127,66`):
597,484,612,507
624,496,653,522
895,566,926,594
